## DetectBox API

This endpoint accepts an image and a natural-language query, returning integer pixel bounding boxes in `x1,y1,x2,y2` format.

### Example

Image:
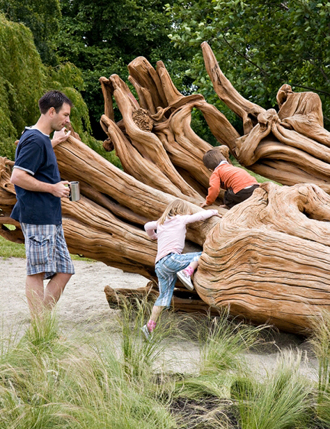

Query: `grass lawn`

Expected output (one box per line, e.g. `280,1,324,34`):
0,234,25,258
231,157,280,184
0,234,94,261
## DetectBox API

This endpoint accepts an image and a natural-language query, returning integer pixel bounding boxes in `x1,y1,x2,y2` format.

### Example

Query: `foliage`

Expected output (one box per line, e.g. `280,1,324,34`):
1,304,330,427
57,0,190,139
0,310,177,429
166,0,330,130
172,314,262,427
310,310,330,398
4,0,330,159
197,312,263,376
117,297,173,379
0,0,62,66
0,13,107,161
0,13,45,158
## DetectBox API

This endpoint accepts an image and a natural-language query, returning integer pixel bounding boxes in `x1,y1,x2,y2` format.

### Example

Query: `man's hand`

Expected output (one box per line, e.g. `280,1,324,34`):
51,128,71,147
11,169,71,197
51,181,70,198
200,201,208,208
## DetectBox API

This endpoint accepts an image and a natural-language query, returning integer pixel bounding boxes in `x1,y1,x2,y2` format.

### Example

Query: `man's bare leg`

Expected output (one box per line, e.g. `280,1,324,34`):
44,272,72,309
26,273,45,316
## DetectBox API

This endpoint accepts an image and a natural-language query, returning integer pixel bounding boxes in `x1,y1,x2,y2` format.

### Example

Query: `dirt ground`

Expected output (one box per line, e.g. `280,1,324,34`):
0,257,147,333
0,257,319,379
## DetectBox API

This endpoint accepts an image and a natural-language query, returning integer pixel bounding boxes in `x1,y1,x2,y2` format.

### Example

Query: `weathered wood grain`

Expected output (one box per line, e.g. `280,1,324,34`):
2,46,330,333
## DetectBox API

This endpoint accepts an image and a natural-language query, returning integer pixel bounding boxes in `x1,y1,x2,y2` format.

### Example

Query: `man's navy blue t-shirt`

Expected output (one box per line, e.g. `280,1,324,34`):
11,128,62,225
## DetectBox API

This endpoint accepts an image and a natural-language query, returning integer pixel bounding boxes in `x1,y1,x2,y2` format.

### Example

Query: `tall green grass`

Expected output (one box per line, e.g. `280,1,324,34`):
198,313,266,375
0,309,176,428
171,312,268,428
1,304,329,428
309,310,330,426
236,351,312,429
117,297,172,379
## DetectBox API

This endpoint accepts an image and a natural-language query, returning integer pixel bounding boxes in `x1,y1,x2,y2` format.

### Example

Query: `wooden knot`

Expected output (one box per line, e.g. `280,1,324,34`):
103,138,114,152
258,109,279,126
132,109,154,132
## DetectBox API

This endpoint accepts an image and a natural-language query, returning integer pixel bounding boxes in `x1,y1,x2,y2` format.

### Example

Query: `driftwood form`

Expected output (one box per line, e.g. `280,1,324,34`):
104,282,218,315
201,42,330,192
1,44,330,333
0,133,219,279
196,182,330,333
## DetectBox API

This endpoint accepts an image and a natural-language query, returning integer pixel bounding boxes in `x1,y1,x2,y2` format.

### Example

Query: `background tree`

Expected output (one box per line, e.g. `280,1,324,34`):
0,0,62,66
56,0,192,139
0,13,119,165
2,0,330,156
167,0,330,131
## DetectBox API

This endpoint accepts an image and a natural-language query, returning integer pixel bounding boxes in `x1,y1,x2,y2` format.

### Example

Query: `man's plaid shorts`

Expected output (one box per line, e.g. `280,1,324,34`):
21,223,75,279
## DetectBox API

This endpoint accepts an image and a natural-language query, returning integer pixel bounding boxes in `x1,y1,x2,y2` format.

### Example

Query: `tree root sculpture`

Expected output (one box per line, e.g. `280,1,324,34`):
201,42,330,193
104,282,217,315
196,182,330,333
1,44,330,333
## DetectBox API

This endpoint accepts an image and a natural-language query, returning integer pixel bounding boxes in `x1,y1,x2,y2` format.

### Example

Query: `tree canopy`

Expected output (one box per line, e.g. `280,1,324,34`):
0,0,62,66
166,0,330,129
1,0,330,159
56,0,189,139
0,13,114,162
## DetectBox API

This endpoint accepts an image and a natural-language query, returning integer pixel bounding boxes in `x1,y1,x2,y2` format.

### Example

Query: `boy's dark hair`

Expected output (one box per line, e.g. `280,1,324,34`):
203,147,230,170
38,90,73,114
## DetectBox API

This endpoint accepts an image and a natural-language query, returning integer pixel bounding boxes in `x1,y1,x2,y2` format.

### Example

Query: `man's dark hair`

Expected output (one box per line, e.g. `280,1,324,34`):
38,90,73,114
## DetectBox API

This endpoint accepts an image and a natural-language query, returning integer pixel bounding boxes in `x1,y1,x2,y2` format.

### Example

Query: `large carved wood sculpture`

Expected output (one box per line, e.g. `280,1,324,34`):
201,42,330,193
1,42,330,333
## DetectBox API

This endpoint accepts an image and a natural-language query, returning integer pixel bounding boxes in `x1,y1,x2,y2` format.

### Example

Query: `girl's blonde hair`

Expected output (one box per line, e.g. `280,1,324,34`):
158,199,191,225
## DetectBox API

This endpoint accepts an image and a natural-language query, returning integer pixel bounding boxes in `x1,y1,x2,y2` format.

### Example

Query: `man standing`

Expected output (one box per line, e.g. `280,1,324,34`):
10,90,75,316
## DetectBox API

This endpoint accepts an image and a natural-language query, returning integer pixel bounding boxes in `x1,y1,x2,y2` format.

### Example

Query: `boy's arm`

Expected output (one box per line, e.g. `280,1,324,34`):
201,171,220,207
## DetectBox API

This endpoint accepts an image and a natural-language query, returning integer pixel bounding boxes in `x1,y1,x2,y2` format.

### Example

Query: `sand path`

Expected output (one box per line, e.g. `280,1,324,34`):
0,257,318,379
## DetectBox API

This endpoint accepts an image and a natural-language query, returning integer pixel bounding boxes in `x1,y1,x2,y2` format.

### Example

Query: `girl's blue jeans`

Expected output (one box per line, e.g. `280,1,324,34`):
154,252,201,307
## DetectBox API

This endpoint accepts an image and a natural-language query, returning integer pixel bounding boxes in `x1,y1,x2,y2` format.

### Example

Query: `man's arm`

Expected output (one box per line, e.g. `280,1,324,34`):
11,168,70,198
51,127,71,148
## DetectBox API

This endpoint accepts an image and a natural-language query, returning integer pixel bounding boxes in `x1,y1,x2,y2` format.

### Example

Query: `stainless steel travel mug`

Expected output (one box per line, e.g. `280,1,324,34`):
69,181,80,201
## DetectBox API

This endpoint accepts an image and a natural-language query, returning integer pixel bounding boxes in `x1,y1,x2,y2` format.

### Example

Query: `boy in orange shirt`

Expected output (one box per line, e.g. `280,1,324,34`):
201,148,259,209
